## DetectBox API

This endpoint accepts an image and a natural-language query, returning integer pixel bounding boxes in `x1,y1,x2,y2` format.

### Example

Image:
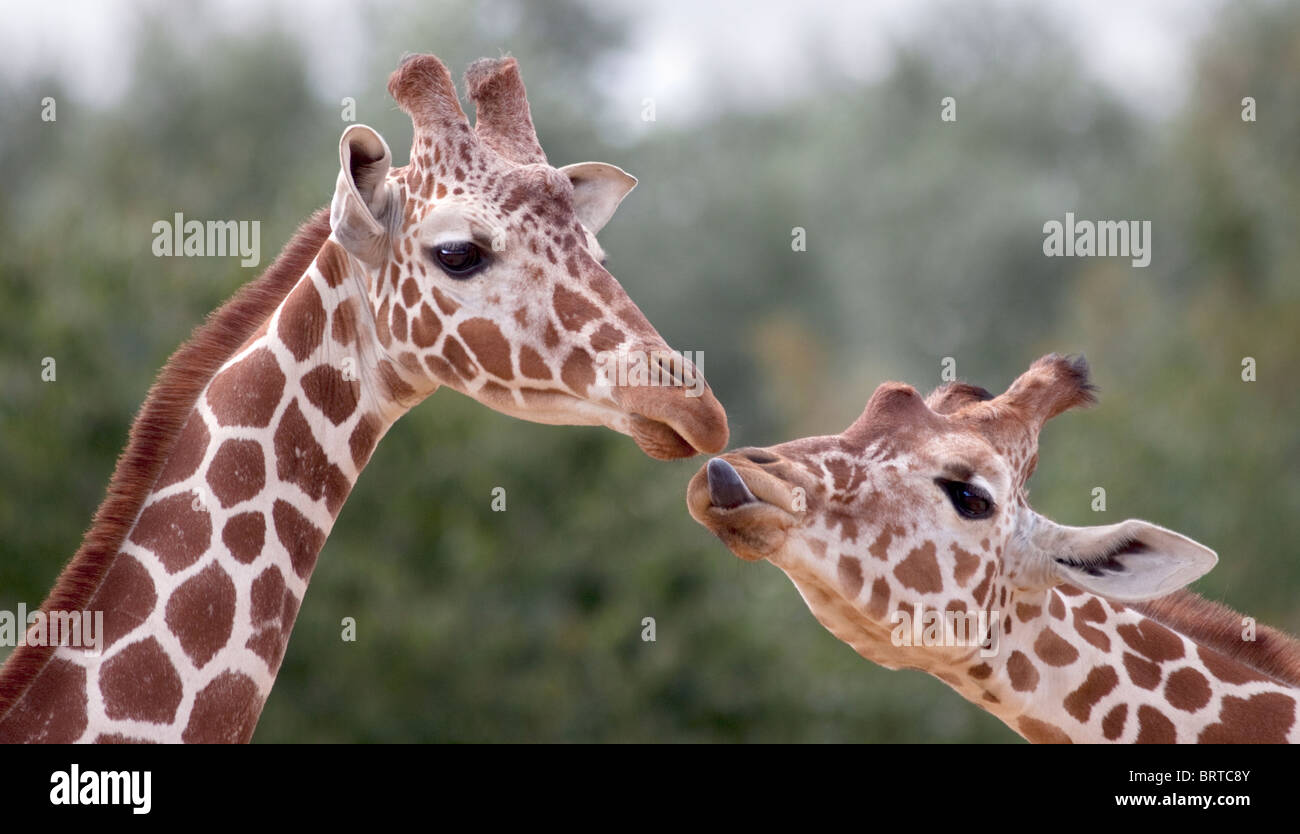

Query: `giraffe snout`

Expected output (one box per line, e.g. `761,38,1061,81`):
612,355,729,458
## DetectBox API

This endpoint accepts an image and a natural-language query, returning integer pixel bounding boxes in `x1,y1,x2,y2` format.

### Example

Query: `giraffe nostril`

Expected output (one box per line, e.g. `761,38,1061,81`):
707,458,757,509
742,450,779,464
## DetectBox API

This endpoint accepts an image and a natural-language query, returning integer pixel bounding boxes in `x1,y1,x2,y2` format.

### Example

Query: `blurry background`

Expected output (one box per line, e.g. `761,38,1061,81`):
1,0,1297,742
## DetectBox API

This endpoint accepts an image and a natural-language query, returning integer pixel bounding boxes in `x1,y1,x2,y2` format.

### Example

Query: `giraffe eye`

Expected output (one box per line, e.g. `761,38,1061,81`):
936,479,994,520
432,241,486,277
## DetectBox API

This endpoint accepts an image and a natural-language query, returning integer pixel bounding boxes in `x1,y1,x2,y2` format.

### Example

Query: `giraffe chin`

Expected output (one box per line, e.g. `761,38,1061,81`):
628,414,700,460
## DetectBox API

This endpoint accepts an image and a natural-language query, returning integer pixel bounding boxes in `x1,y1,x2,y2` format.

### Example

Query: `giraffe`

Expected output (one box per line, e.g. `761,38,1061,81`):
0,53,729,743
688,354,1300,742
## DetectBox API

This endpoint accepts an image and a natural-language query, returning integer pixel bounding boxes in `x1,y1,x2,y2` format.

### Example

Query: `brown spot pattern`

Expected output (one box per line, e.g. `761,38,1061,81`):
273,399,350,515
893,542,942,593
400,277,419,307
315,239,349,288
1164,667,1212,712
331,298,358,346
519,345,552,380
410,303,442,348
1123,652,1162,690
589,323,625,353
377,359,418,405
206,439,265,508
1197,693,1295,743
868,526,898,561
88,553,156,650
129,492,212,574
165,562,237,668
866,577,891,619
207,348,285,427
1136,704,1176,743
950,543,980,586
1016,602,1042,623
459,319,515,379
277,279,326,361
1117,620,1184,663
0,659,87,742
1197,645,1268,685
442,337,478,381
155,413,209,489
1017,716,1071,744
301,364,361,426
1007,650,1039,692
1034,628,1079,667
1072,613,1110,652
349,413,381,469
1102,703,1128,740
222,512,265,563
100,638,182,723
560,349,595,394
838,556,863,598
1063,665,1119,722
553,285,601,332
182,672,262,743
272,499,326,580
390,302,408,342
972,562,995,608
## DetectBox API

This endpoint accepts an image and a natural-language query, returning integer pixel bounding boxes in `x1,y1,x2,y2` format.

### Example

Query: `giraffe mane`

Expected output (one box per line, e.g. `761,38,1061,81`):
0,207,333,717
1131,589,1300,689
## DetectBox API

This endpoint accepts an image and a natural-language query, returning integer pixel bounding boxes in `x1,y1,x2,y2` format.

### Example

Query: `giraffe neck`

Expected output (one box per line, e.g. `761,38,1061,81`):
938,583,1300,743
0,233,421,743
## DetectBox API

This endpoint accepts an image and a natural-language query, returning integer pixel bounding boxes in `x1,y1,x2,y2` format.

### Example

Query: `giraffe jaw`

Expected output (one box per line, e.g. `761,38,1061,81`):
478,388,724,460
626,413,701,460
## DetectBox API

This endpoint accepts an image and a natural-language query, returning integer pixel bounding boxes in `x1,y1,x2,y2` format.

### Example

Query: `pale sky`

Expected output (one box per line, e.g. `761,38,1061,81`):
1,0,1224,127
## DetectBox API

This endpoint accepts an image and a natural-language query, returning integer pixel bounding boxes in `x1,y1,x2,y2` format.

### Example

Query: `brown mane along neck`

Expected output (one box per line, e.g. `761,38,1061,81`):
0,207,331,717
1131,588,1300,690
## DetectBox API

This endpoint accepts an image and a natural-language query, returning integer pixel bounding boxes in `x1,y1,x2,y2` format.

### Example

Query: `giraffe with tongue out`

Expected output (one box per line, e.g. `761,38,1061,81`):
690,355,1299,743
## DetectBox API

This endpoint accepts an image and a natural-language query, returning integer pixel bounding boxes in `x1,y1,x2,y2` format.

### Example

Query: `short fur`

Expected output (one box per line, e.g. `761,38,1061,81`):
1134,590,1300,689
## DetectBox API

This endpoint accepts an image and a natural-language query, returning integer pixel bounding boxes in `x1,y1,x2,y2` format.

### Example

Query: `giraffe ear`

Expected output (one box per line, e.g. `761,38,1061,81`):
1017,514,1218,602
331,124,393,264
559,162,637,235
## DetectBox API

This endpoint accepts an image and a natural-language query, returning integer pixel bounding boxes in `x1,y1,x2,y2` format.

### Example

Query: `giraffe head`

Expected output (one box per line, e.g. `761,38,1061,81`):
325,54,728,459
688,354,1217,668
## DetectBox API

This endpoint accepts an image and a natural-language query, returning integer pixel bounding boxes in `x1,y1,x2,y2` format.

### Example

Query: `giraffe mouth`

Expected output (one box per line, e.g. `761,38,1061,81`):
627,414,703,460
614,379,730,460
686,456,799,561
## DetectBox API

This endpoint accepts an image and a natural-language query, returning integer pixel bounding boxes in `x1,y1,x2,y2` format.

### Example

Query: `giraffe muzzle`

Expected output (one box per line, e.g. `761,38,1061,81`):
614,370,730,460
686,453,800,561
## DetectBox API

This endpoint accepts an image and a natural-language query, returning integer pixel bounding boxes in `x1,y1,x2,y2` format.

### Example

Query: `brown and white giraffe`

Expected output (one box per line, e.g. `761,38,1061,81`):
689,354,1300,742
0,54,728,743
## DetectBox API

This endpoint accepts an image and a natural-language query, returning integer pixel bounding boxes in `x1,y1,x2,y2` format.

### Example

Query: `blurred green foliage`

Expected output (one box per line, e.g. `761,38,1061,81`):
1,0,1296,742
